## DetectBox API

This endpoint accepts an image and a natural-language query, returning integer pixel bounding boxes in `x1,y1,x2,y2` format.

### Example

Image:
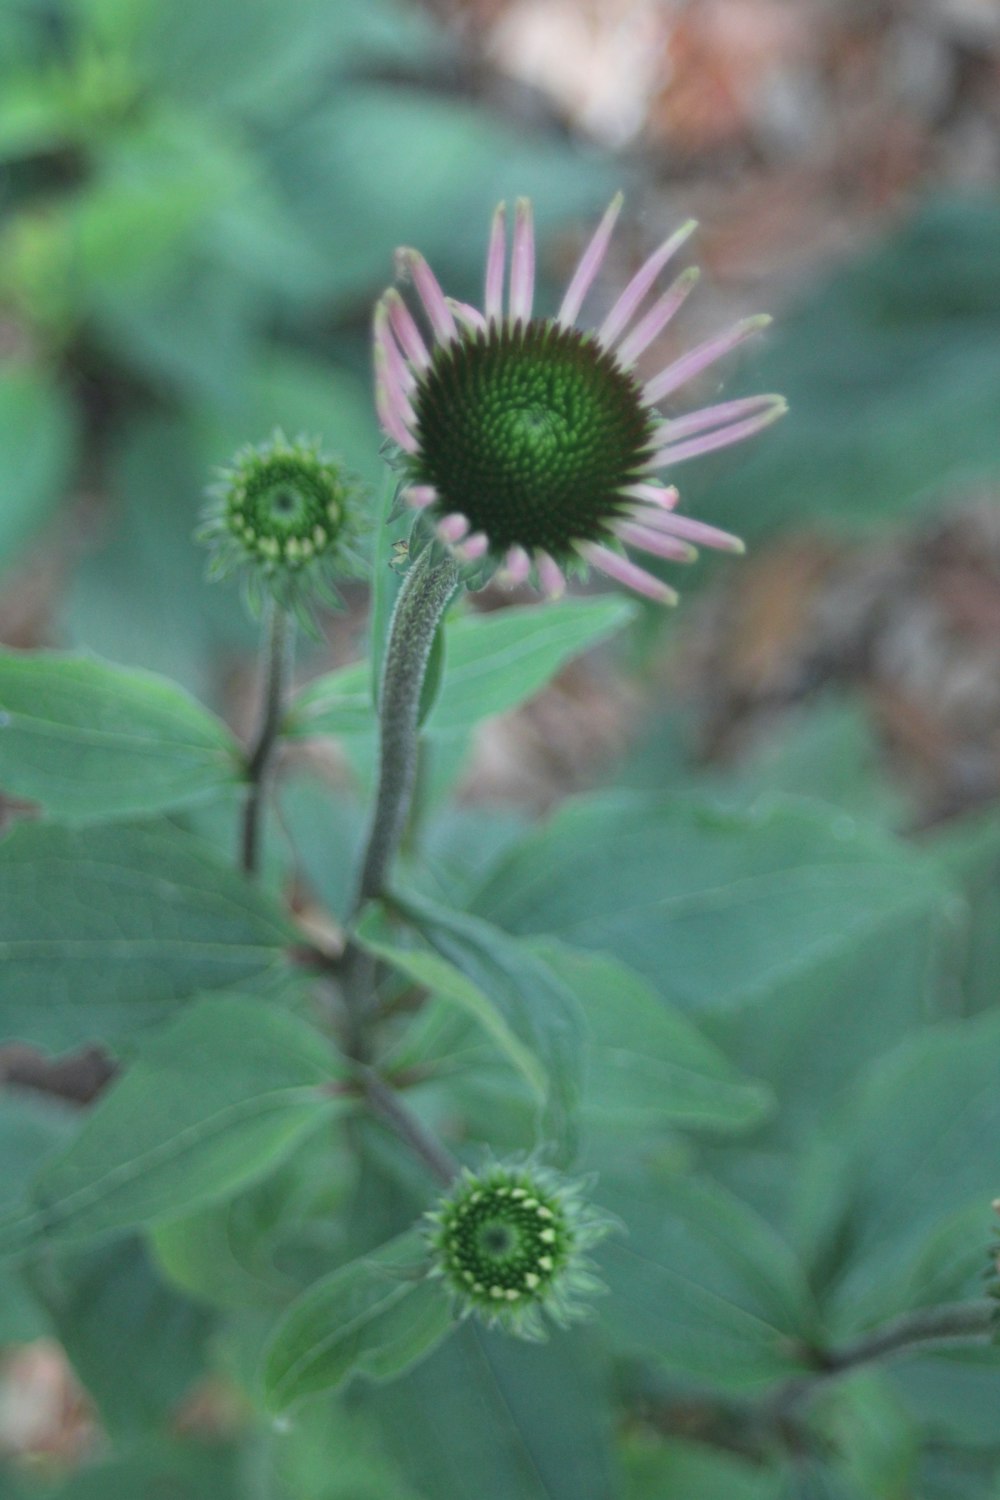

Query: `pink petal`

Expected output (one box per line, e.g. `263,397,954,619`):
374,371,417,453
577,541,678,605
374,336,417,430
536,551,566,599
509,198,535,324
651,393,785,445
614,521,697,562
403,485,438,509
628,506,744,554
615,266,700,368
397,248,458,344
599,218,697,348
620,482,680,509
374,303,416,395
438,512,471,543
457,531,489,561
377,349,419,450
485,202,506,325
385,288,430,370
643,406,784,469
644,314,771,406
448,297,487,333
501,545,532,585
557,192,623,327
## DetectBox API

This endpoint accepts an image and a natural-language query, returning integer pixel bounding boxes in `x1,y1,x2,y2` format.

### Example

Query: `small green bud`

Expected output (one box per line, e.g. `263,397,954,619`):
425,1159,614,1341
198,430,365,626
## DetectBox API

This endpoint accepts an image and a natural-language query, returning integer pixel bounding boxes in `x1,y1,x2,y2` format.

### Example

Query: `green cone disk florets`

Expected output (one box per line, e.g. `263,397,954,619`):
426,1160,612,1340
409,322,656,559
199,431,363,623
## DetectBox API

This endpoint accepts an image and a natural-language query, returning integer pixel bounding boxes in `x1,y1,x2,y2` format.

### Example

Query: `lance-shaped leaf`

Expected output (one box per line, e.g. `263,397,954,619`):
0,652,242,822
0,820,297,1053
262,1231,452,1411
0,996,343,1256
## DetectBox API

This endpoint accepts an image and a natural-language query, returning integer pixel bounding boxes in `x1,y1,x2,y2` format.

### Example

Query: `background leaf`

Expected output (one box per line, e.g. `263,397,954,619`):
0,652,242,822
0,819,297,1052
0,995,342,1253
263,1232,451,1412
354,1322,619,1500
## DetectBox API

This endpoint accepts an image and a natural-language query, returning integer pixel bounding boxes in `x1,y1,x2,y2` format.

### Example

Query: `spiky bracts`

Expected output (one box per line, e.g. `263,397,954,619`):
425,1161,612,1340
199,431,364,624
374,195,785,603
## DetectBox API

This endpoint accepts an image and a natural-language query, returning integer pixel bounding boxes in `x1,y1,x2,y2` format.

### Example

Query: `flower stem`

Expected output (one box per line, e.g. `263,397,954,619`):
240,601,294,878
361,1069,459,1186
770,1301,995,1419
351,543,459,914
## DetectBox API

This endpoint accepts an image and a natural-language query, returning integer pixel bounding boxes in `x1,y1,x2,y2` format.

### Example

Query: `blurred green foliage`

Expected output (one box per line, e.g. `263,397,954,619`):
0,0,610,690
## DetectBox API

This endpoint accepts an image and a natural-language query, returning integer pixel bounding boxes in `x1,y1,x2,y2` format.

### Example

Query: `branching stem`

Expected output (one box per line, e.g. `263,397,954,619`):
361,1069,459,1186
769,1301,995,1420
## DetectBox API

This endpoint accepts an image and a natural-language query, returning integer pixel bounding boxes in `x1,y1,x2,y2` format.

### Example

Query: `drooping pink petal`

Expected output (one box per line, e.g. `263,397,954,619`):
374,302,416,394
397,248,458,344
615,267,700,368
509,198,535,325
438,512,471,543
536,551,565,599
627,505,744,553
650,393,785,445
644,314,771,406
385,288,430,370
485,202,506,325
577,541,679,604
501,545,532,585
614,521,698,562
374,335,417,432
374,359,417,453
557,192,623,327
620,482,680,509
458,531,489,561
598,218,697,348
643,404,785,470
448,297,488,333
403,485,438,509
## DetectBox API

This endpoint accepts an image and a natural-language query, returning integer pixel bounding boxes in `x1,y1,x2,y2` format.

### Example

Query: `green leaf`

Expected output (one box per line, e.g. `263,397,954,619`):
262,1231,451,1411
928,805,1000,1016
701,197,1000,542
32,1237,213,1435
267,82,612,313
0,819,297,1053
0,652,242,822
0,996,341,1255
539,945,772,1137
812,1372,920,1500
356,907,546,1103
0,1090,74,1342
622,1435,775,1500
255,1394,425,1500
288,596,635,738
21,1438,241,1500
811,1013,1000,1332
362,890,585,1148
151,1119,354,1312
597,1171,818,1389
472,792,955,1015
0,363,78,572
357,1322,619,1500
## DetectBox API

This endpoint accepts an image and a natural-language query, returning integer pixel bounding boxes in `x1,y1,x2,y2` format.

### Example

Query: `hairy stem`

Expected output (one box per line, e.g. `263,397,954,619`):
770,1301,995,1419
240,602,294,877
351,544,459,914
